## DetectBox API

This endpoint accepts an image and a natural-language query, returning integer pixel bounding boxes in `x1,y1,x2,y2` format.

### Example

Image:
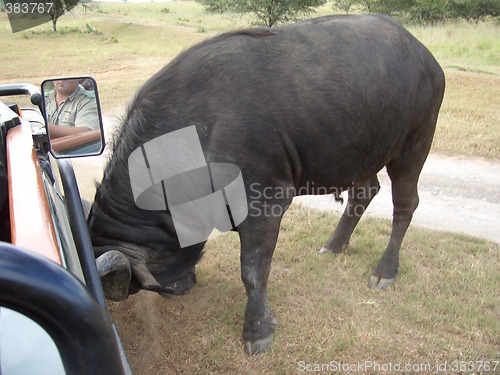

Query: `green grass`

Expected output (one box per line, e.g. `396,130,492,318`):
407,21,500,75
109,205,499,374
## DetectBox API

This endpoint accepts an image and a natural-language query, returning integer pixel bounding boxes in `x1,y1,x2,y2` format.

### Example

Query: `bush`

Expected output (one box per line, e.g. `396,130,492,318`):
333,0,500,24
448,0,500,23
198,0,328,27
406,0,449,24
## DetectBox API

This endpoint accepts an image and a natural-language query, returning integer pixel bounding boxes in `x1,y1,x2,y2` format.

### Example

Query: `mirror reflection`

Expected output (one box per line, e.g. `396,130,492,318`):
42,77,104,158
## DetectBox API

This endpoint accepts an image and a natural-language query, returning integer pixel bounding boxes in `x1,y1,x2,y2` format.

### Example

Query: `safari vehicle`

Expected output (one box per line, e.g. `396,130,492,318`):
0,79,132,374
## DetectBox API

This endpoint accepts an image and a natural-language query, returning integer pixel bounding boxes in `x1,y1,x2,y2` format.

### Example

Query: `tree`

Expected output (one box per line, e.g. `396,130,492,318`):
448,0,500,23
342,0,499,24
331,0,357,14
198,0,328,27
406,0,449,24
49,0,80,32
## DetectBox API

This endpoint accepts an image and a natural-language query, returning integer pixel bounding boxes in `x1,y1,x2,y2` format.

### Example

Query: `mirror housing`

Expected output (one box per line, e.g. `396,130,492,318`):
41,77,105,158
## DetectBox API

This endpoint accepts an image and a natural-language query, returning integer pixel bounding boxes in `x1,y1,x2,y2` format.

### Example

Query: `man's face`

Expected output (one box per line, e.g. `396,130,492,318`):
55,79,79,96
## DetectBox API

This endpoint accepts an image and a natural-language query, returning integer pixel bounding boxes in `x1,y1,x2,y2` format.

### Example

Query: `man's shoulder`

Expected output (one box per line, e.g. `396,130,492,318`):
76,86,96,100
82,90,96,100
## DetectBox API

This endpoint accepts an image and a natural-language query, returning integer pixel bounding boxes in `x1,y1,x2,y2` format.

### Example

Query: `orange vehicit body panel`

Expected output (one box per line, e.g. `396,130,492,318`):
6,120,62,265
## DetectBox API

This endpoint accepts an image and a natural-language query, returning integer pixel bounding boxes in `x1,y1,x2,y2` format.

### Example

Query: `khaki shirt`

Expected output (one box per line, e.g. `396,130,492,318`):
46,86,99,130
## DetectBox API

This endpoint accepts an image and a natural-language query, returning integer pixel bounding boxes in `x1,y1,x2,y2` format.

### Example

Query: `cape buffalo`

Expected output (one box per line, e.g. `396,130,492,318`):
89,14,445,355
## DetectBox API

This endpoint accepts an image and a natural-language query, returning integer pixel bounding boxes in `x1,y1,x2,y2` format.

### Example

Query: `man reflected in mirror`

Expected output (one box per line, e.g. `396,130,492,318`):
45,79,100,139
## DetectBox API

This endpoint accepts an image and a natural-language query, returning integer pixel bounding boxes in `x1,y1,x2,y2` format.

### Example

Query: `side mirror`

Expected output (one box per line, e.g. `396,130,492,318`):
41,77,105,158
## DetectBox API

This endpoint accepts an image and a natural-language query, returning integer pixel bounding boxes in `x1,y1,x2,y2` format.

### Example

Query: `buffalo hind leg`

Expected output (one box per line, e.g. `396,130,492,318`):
369,162,420,290
320,176,380,254
238,214,283,355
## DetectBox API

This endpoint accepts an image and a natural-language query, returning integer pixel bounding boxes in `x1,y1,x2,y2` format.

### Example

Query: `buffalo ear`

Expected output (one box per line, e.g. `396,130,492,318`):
96,250,132,301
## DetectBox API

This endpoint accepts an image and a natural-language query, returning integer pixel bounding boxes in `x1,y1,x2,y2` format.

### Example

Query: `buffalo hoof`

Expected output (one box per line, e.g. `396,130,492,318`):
319,246,329,254
318,243,348,255
243,334,274,355
368,276,394,290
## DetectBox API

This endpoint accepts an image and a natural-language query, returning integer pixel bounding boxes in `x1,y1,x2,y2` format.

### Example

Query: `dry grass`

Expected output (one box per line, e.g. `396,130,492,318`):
432,71,500,159
109,206,499,374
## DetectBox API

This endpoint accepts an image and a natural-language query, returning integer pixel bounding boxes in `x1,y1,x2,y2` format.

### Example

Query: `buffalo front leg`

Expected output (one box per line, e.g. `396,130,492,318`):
238,216,282,355
320,176,380,254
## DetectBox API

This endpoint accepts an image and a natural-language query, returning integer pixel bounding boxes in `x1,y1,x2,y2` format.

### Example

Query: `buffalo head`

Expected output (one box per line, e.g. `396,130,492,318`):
88,183,203,301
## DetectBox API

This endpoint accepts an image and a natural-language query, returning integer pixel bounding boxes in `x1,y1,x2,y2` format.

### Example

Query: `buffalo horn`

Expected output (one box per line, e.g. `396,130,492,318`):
95,250,132,301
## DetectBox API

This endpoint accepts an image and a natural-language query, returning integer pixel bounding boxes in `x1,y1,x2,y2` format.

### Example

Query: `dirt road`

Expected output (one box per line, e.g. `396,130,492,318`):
296,154,500,244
